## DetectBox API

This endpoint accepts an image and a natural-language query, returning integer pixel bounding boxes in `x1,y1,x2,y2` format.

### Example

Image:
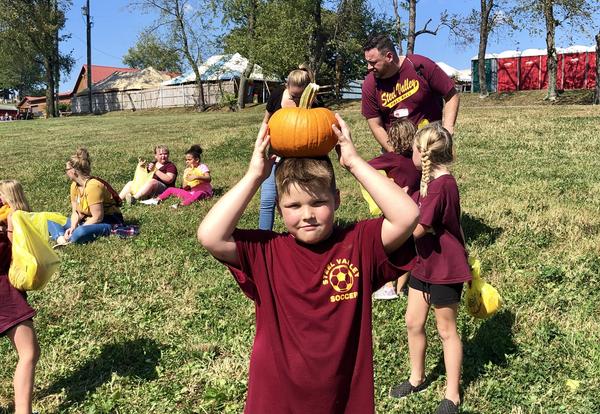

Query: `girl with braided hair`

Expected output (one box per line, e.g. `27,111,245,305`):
390,122,471,414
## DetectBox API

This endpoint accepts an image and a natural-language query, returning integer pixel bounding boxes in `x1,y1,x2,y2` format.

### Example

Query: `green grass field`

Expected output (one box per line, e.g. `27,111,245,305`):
1,100,599,413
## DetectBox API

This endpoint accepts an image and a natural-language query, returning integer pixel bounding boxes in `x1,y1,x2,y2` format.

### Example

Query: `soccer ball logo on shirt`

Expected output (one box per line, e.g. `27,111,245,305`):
323,258,360,303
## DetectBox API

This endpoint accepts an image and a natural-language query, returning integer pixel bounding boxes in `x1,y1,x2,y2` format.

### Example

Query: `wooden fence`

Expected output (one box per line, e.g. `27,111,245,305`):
72,81,236,114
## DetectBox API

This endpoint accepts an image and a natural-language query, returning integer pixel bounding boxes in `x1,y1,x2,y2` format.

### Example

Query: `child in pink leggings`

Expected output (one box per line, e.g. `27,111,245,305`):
150,145,212,206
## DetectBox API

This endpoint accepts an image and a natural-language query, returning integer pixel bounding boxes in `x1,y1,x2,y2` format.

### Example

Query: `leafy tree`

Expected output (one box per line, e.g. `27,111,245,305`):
0,31,46,97
123,32,183,72
327,0,394,97
222,0,387,99
221,0,263,110
0,0,73,117
444,1,515,97
514,0,595,100
130,0,217,110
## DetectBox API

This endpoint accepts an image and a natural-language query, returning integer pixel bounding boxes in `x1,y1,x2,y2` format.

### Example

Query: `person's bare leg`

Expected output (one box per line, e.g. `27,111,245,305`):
133,180,159,200
396,272,409,295
434,303,462,405
7,320,40,414
405,287,430,386
119,181,133,200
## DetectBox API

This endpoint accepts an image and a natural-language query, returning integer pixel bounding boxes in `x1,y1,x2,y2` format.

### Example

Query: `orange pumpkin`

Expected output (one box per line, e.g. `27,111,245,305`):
268,83,339,157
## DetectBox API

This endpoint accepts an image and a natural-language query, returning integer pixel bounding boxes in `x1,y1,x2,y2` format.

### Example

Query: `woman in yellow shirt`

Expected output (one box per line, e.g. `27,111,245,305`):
48,148,123,245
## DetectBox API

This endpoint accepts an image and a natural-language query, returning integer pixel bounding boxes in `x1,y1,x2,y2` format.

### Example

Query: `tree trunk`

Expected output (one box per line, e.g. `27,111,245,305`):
237,0,257,110
392,0,403,55
406,0,416,54
308,0,326,79
175,0,206,110
594,32,600,105
54,0,60,117
334,54,343,99
478,0,493,97
44,57,55,118
237,61,254,110
543,0,558,101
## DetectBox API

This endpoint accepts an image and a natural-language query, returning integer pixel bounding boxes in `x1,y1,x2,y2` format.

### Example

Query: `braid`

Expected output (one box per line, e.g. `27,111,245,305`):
414,122,454,199
420,148,432,197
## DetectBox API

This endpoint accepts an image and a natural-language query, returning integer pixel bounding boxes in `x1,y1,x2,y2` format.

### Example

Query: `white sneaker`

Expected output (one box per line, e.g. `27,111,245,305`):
373,285,398,300
140,198,159,205
170,203,179,209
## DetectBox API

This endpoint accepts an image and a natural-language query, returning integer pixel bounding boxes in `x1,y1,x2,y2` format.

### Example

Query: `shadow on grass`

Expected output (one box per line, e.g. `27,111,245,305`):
39,337,161,411
423,310,517,396
462,214,502,248
462,310,517,389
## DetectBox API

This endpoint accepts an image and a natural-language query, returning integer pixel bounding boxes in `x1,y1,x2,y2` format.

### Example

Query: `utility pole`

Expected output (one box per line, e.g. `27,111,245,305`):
83,0,92,113
54,0,60,117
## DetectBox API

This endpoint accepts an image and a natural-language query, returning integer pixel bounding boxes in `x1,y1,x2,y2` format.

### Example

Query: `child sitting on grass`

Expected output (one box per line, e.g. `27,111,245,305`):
389,123,471,414
0,180,40,414
142,145,212,207
197,114,419,414
369,119,421,300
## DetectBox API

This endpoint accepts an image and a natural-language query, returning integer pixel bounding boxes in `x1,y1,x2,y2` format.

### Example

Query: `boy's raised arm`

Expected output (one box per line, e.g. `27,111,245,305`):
333,114,419,254
197,131,275,266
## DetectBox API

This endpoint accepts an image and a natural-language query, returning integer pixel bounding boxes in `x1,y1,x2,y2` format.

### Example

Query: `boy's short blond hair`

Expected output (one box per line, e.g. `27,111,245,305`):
388,119,416,155
275,157,336,197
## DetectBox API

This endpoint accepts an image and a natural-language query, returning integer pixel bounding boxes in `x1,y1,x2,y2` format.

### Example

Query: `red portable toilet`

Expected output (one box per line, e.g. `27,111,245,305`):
586,46,596,90
519,49,545,90
497,50,520,91
560,45,588,89
541,50,564,90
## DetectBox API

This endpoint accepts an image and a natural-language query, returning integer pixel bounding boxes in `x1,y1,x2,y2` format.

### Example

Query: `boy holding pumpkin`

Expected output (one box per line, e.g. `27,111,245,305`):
197,113,419,414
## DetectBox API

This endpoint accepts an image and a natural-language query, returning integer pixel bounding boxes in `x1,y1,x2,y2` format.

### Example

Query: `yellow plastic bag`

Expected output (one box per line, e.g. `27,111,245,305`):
465,257,502,319
130,164,155,195
0,204,10,222
8,211,62,291
359,170,388,216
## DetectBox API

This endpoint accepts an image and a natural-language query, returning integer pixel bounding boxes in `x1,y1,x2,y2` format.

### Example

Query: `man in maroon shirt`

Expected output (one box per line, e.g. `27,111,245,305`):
197,114,419,413
361,35,460,152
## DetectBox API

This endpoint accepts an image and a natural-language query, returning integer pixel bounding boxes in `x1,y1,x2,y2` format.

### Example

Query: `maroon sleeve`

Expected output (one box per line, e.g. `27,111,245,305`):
163,162,178,175
361,73,380,120
223,229,276,301
410,54,456,98
359,218,416,289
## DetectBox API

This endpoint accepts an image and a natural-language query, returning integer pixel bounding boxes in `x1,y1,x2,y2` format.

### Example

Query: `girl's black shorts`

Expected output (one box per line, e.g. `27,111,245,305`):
408,275,464,306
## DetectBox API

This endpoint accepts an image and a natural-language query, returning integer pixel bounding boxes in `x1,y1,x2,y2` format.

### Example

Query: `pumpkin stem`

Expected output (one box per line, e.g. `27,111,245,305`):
299,83,320,109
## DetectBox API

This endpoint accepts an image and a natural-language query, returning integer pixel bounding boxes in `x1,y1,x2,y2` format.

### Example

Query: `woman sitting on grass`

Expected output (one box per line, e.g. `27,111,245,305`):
142,144,212,207
48,148,124,246
118,145,178,204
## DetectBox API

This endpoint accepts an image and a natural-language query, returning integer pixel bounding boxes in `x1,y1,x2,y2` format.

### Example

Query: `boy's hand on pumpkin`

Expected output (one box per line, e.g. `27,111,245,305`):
249,128,276,182
333,113,360,171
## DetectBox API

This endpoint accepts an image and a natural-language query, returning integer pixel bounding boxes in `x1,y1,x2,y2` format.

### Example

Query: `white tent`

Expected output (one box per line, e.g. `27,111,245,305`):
162,53,280,86
436,62,472,82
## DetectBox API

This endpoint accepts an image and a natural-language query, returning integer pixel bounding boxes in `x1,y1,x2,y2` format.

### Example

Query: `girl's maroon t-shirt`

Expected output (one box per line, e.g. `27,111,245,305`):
411,174,471,284
368,152,421,197
225,218,414,414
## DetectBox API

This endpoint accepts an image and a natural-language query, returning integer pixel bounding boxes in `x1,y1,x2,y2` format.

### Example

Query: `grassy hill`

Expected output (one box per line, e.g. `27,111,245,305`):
1,102,599,413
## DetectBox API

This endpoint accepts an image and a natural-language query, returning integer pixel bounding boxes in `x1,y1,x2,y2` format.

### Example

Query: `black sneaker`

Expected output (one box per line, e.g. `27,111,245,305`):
434,398,460,414
389,379,428,398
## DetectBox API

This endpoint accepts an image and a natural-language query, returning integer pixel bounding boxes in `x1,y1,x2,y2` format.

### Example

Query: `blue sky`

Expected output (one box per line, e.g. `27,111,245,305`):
59,0,599,92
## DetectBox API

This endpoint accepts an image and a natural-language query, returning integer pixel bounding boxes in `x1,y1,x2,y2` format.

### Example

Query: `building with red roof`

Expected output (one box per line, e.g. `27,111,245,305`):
72,64,140,95
17,92,73,118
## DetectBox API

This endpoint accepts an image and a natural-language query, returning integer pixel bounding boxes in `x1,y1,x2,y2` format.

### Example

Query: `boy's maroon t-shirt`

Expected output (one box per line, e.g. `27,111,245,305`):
411,174,471,284
226,218,414,414
368,152,421,197
153,161,178,187
361,54,455,130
